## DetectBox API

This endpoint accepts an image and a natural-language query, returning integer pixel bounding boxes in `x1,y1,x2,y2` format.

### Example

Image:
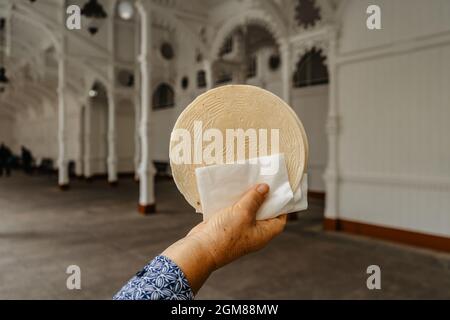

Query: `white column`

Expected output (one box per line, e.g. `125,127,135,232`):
107,2,118,185
57,52,69,189
84,99,92,178
324,32,340,223
107,90,118,184
134,17,141,181
203,59,213,90
137,0,156,213
75,105,84,177
281,40,291,104
134,89,141,180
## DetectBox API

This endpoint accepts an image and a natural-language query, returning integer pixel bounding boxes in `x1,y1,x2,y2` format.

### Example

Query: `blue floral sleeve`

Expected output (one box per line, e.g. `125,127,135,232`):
113,255,194,300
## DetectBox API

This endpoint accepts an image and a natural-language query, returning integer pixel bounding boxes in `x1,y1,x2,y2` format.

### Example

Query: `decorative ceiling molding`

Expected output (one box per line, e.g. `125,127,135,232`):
290,24,337,68
13,4,60,51
210,7,288,60
152,5,207,54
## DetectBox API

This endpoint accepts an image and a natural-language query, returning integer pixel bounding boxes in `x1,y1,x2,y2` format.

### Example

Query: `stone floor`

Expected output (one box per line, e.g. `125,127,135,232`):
0,172,449,299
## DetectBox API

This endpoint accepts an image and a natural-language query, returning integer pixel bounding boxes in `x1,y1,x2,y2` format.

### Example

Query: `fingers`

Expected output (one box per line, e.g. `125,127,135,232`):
256,214,288,240
234,184,269,219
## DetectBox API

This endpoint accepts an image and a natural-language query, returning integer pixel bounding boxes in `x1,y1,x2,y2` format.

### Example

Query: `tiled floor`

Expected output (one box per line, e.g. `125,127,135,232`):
0,172,449,299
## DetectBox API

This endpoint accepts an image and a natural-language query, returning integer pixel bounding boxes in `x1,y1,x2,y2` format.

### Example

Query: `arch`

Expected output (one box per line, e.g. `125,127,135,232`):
0,100,18,117
196,70,206,88
12,7,59,52
25,81,57,104
210,8,287,60
73,58,109,96
8,93,37,118
292,47,329,88
290,29,332,70
15,2,110,58
152,83,175,109
151,6,207,54
18,86,46,116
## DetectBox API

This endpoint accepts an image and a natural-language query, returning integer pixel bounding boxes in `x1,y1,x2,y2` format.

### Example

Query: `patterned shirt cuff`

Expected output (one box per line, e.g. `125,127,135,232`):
113,255,194,300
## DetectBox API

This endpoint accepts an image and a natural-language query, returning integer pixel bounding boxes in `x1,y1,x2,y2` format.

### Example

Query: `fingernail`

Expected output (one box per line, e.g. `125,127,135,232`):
256,184,269,195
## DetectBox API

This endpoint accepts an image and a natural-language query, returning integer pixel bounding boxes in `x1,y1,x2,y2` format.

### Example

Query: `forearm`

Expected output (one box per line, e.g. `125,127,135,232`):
162,234,216,295
114,236,216,300
114,184,285,300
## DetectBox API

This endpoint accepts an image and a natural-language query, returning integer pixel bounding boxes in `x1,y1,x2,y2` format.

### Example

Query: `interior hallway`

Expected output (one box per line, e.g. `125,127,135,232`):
1,173,449,299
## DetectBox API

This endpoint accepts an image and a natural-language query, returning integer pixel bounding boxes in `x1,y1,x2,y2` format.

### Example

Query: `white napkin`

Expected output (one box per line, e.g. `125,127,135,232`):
195,153,308,221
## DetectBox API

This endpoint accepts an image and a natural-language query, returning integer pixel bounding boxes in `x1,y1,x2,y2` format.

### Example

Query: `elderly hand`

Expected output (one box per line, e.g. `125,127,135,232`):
162,184,287,294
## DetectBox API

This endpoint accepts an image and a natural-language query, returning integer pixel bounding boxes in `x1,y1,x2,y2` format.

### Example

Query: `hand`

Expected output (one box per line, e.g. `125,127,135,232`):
162,184,287,294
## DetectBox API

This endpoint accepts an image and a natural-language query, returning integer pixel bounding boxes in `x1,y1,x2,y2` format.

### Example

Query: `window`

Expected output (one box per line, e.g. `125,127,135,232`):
246,56,257,79
293,48,328,88
152,83,174,109
160,42,174,60
181,76,189,90
0,18,5,44
197,70,206,88
295,0,321,29
269,54,281,71
117,69,134,87
219,36,233,56
215,71,233,85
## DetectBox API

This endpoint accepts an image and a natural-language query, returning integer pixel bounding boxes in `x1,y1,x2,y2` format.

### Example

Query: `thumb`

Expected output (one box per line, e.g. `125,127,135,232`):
234,184,270,220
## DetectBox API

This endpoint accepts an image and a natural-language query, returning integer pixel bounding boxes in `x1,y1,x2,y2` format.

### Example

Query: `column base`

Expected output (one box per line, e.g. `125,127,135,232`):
109,181,118,187
59,184,70,191
138,203,156,215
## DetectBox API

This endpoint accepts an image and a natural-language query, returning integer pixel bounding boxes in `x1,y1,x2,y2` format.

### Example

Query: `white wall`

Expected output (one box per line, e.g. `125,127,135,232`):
149,14,210,163
335,0,450,237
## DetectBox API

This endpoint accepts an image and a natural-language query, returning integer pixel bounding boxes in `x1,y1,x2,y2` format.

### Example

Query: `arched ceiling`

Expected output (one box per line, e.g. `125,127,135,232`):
0,0,337,119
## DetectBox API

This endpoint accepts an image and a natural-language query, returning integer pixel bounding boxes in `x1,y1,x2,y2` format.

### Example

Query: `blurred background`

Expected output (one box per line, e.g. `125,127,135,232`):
0,0,449,299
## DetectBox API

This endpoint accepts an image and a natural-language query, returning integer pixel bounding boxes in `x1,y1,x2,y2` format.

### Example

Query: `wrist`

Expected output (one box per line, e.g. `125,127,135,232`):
184,233,218,271
162,235,216,294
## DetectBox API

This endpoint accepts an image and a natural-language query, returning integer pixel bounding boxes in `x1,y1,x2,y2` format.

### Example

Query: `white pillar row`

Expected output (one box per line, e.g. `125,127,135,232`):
136,0,156,214
107,89,118,185
280,40,291,105
57,51,69,189
324,31,340,223
83,98,92,178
